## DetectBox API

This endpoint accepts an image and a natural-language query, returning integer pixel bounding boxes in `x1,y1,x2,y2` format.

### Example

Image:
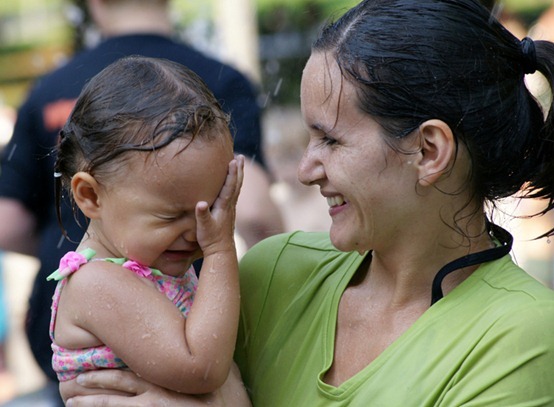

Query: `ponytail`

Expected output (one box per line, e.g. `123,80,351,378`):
518,40,554,237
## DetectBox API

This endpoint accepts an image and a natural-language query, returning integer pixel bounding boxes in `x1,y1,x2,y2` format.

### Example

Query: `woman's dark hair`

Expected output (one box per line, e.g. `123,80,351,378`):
313,0,554,237
54,55,230,234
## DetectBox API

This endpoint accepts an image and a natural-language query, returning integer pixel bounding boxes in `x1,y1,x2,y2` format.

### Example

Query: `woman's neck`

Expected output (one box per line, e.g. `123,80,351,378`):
364,213,494,307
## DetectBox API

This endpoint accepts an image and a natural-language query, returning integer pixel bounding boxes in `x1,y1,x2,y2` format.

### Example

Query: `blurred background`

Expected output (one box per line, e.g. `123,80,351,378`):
0,0,553,404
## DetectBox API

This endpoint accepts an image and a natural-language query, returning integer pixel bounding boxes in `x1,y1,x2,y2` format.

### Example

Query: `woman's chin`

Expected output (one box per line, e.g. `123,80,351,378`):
329,231,352,253
330,229,369,254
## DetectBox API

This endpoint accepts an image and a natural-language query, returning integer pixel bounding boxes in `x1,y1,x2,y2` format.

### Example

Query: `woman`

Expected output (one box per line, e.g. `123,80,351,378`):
66,0,554,405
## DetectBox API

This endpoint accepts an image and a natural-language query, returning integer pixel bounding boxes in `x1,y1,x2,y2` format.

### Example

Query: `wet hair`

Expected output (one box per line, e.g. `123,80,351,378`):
54,55,230,233
313,0,554,237
479,0,495,11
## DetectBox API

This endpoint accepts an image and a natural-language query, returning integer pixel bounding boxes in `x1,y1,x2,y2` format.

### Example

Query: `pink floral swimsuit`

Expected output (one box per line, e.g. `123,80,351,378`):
48,248,197,382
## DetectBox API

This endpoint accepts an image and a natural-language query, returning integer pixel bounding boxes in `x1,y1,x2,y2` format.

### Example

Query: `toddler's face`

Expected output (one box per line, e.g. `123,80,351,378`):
96,131,234,277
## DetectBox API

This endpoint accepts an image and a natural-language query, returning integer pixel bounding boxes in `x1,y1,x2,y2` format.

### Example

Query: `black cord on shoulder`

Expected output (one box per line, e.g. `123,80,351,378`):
430,222,513,305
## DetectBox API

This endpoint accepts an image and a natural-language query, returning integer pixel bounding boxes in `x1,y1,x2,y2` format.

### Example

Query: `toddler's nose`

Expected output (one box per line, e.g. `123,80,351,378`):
182,228,197,243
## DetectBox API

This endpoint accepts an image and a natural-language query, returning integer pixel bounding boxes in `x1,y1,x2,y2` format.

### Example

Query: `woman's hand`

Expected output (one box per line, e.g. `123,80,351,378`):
65,364,251,407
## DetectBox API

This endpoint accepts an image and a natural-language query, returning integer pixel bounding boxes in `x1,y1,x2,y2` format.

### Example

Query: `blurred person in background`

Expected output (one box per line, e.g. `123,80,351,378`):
480,0,527,39
518,1,554,289
482,0,554,289
529,0,554,41
528,0,554,105
0,104,16,404
263,106,331,233
0,0,283,404
0,251,13,405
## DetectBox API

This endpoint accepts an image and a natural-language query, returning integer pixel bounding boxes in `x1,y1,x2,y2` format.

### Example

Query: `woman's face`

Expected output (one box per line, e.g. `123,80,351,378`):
298,52,418,253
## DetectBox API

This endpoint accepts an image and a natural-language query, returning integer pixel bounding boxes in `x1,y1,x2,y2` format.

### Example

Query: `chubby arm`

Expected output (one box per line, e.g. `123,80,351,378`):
183,154,244,390
58,157,244,395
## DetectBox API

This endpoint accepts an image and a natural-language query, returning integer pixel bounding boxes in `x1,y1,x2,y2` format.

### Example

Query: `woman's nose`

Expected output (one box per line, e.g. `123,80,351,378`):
297,145,324,186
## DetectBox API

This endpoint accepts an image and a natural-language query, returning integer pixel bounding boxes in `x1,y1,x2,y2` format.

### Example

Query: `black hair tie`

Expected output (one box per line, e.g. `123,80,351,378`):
520,37,537,75
430,222,513,305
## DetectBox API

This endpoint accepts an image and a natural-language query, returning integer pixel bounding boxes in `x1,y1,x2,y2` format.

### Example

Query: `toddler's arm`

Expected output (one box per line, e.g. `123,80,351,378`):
58,156,244,395
180,154,244,390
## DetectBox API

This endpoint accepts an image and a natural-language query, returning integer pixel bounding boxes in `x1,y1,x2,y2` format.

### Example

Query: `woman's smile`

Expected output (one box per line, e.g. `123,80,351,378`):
326,195,348,217
326,195,346,208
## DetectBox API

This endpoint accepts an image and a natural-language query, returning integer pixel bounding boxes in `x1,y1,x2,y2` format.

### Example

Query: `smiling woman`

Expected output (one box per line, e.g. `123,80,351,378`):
298,53,424,254
237,0,554,405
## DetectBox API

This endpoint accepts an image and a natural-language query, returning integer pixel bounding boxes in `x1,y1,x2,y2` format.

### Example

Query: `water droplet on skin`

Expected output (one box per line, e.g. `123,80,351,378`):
203,362,212,381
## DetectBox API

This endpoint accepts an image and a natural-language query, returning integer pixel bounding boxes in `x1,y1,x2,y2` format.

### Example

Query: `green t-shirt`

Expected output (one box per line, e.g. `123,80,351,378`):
235,232,554,407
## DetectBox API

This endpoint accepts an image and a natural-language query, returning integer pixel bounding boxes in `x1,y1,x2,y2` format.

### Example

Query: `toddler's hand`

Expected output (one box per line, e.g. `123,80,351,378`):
195,155,244,257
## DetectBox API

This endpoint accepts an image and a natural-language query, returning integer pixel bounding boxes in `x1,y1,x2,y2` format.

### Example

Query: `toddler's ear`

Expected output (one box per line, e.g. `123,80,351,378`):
71,172,101,219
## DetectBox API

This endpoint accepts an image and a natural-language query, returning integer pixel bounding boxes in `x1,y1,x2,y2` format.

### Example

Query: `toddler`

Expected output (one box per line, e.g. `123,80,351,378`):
47,56,244,400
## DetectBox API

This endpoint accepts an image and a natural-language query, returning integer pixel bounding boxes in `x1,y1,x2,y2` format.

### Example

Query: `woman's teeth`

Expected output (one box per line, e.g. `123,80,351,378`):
327,196,345,207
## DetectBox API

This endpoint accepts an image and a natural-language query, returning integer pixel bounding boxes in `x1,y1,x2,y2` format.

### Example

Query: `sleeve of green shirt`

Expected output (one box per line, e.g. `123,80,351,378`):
438,300,554,406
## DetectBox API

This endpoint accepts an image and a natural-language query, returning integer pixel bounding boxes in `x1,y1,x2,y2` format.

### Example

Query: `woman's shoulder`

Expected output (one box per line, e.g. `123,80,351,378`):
245,231,337,256
466,256,554,337
480,255,554,305
240,231,345,275
239,231,362,295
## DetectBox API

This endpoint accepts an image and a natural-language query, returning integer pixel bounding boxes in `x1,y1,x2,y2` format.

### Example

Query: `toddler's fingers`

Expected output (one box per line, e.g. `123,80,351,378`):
225,155,245,204
234,154,245,200
213,155,244,210
195,200,210,220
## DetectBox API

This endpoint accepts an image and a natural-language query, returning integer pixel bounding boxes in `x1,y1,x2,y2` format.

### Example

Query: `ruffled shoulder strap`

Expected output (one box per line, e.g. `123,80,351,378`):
46,248,164,282
46,248,96,281
109,258,163,280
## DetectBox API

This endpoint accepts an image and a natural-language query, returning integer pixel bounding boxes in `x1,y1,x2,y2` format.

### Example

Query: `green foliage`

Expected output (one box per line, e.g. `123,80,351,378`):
503,0,551,13
257,0,356,106
257,0,356,33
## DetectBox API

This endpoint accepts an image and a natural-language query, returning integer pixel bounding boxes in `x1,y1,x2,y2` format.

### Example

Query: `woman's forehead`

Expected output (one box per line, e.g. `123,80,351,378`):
301,52,359,128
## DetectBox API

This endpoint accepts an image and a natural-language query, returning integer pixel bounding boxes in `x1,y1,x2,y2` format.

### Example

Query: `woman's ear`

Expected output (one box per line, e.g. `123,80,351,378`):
413,119,456,187
71,172,102,219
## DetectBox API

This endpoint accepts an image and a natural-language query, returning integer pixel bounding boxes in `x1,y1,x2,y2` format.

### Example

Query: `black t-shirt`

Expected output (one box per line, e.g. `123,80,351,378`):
0,34,264,380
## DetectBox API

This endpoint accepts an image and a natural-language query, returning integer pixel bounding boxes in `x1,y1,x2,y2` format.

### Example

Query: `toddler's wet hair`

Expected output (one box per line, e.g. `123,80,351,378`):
54,55,231,235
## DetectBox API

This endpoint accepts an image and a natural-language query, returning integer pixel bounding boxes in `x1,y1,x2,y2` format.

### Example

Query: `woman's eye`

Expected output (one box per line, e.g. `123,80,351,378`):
321,135,337,146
